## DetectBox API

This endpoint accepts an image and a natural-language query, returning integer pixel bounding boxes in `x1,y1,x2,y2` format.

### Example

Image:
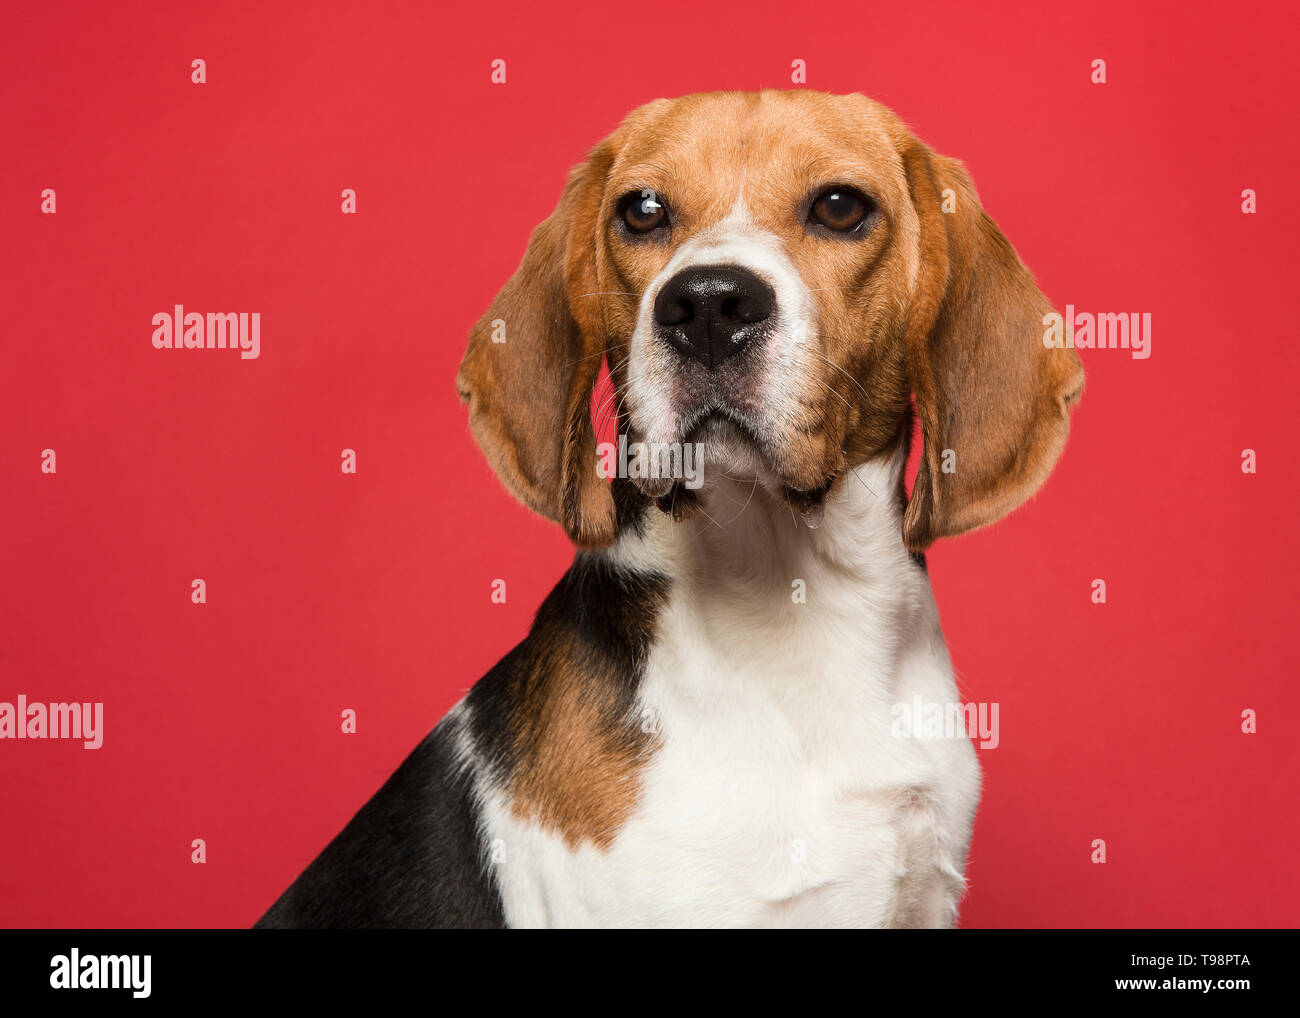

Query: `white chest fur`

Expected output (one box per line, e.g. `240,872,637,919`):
478,455,981,928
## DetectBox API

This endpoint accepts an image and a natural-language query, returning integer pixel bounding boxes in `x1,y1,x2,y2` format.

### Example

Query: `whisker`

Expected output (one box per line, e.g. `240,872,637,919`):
695,501,726,533
561,348,615,368
790,389,881,502
592,354,636,436
814,350,873,405
807,375,851,409
722,477,760,525
848,466,880,499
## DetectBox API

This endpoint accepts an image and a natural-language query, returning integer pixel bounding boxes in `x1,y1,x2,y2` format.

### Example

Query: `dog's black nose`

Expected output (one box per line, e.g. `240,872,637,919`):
653,265,775,367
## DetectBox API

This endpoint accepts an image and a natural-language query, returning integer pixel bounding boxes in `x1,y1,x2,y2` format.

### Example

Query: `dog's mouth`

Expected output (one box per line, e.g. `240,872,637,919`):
639,408,837,528
679,407,776,485
680,407,764,451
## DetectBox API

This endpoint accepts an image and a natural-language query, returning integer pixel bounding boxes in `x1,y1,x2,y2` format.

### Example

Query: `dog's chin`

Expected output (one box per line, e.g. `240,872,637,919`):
634,411,839,529
686,414,770,478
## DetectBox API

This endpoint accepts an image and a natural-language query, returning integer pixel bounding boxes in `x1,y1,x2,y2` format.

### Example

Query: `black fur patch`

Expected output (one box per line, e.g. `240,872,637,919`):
464,545,669,788
611,475,654,537
254,714,504,929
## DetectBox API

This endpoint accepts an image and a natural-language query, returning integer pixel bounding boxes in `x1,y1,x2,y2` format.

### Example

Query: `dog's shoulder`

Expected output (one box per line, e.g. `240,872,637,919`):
254,711,504,929
256,515,670,929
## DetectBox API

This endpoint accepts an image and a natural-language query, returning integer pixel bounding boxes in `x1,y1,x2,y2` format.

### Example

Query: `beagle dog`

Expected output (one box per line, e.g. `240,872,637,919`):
257,89,1083,929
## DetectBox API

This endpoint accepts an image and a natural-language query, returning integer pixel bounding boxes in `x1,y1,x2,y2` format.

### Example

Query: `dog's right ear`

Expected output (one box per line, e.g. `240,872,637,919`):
457,144,617,547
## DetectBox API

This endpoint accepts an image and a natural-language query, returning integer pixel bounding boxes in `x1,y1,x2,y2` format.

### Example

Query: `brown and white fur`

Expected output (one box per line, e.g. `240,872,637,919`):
257,90,1083,930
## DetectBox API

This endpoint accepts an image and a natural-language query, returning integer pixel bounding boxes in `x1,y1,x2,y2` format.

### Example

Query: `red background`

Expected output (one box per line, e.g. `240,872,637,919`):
2,0,1296,928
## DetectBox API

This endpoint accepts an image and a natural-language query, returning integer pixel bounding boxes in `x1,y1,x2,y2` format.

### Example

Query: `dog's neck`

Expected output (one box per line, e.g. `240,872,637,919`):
608,442,919,601
599,442,935,708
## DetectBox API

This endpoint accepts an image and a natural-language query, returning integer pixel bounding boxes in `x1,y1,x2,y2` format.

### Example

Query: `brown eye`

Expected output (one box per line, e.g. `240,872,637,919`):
810,188,872,233
620,190,668,234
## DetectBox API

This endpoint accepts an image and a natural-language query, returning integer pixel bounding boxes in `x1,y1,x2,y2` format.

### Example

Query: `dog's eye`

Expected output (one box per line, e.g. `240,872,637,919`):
809,188,872,233
619,190,669,234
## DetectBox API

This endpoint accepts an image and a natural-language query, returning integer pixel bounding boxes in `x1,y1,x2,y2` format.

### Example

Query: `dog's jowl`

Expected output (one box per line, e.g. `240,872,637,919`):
257,89,1083,929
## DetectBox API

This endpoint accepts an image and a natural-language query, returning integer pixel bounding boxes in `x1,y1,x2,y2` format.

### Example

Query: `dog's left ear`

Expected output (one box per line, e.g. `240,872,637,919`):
456,144,617,547
900,140,1084,552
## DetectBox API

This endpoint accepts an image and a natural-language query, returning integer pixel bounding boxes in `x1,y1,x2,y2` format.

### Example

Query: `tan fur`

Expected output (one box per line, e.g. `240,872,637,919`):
480,555,667,851
505,637,661,850
456,149,619,547
898,141,1084,549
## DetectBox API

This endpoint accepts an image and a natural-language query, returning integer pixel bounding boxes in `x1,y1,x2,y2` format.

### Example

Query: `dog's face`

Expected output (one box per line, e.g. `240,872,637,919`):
459,91,1083,549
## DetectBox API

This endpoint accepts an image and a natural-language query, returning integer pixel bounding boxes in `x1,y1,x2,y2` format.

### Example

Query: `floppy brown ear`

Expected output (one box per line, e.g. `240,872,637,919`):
900,141,1084,552
456,146,617,547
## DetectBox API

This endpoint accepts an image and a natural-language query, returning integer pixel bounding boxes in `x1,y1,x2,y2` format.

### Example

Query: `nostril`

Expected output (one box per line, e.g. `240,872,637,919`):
654,281,696,327
719,296,741,322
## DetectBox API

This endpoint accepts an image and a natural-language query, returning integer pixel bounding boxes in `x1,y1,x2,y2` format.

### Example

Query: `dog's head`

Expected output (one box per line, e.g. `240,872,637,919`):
457,90,1083,550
